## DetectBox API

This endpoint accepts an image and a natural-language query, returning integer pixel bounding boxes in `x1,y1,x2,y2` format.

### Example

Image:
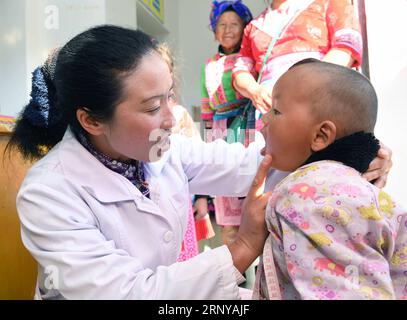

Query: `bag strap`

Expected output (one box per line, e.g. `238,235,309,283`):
252,241,282,300
262,238,282,299
246,7,288,117
257,22,281,83
257,0,313,83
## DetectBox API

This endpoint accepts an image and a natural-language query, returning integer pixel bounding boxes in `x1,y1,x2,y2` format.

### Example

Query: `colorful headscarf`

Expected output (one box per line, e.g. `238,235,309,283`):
210,0,253,31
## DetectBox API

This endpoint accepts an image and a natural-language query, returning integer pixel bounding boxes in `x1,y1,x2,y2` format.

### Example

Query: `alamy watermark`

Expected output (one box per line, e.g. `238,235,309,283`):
44,5,59,30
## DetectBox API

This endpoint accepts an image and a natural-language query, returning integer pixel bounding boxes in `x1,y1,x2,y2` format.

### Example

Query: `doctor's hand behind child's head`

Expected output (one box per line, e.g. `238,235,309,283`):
260,59,379,173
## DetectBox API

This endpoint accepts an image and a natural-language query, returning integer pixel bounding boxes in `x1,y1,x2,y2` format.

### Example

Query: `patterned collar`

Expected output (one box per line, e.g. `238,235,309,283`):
77,133,150,198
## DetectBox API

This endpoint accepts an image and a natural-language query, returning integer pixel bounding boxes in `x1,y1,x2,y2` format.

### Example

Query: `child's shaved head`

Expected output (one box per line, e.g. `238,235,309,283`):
287,59,378,138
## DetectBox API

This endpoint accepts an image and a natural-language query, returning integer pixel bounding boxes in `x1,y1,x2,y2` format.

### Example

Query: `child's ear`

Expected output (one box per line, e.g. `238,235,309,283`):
311,121,337,152
76,108,105,136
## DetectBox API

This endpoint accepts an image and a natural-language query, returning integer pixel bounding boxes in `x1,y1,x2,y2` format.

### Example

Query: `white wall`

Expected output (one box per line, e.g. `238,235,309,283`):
162,0,179,51
365,0,407,206
106,0,137,27
1,0,139,118
0,0,27,116
25,0,107,86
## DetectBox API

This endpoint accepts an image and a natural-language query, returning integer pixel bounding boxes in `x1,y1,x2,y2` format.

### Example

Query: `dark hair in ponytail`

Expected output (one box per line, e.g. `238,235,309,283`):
7,25,157,160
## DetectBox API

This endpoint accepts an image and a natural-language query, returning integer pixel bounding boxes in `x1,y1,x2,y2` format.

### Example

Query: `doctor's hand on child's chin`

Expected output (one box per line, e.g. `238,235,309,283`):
363,142,393,188
227,155,273,274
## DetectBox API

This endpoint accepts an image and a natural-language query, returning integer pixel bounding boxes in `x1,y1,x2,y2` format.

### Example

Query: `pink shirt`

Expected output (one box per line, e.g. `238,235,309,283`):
258,161,407,300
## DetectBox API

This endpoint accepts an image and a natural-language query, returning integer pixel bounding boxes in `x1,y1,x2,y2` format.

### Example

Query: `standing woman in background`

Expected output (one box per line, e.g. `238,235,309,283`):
232,0,393,188
233,0,364,114
201,0,253,247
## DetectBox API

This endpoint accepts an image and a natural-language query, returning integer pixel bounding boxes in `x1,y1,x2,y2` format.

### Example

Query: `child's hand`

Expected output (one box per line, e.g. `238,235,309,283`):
228,155,273,274
363,142,393,188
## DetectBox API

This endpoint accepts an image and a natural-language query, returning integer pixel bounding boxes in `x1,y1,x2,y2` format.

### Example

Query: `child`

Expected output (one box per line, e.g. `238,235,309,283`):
255,59,407,300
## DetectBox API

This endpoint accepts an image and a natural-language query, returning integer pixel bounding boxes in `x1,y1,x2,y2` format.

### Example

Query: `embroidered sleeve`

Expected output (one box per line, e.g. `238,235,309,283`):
326,0,363,67
200,63,213,121
265,163,403,300
232,23,258,86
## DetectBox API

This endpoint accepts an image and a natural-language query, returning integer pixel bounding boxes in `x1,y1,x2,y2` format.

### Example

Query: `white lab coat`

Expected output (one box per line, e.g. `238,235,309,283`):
17,129,264,299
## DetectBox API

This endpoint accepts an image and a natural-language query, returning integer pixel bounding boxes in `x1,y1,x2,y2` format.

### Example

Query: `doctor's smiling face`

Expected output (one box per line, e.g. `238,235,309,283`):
80,51,176,163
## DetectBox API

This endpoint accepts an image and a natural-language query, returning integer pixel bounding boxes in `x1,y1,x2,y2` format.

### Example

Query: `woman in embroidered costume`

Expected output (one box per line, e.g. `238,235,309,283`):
256,59,406,300
233,0,363,114
201,0,253,247
232,0,392,190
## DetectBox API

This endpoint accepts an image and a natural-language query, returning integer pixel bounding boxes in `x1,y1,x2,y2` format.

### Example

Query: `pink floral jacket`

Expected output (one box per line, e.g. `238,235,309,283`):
258,161,407,300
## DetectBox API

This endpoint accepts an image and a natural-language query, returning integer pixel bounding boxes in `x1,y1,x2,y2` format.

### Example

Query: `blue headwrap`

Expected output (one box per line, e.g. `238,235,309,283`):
23,49,61,128
210,0,253,31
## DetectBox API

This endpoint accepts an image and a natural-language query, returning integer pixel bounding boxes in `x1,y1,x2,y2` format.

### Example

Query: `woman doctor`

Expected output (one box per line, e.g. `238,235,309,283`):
9,25,391,299
8,25,271,300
